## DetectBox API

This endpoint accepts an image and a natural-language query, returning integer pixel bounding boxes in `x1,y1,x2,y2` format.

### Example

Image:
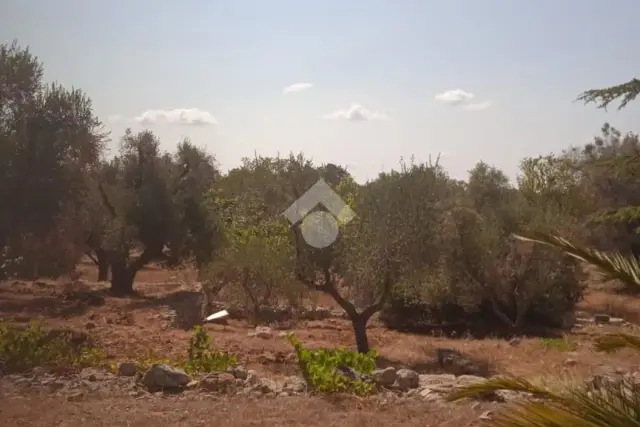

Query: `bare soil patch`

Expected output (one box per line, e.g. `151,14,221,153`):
1,262,639,426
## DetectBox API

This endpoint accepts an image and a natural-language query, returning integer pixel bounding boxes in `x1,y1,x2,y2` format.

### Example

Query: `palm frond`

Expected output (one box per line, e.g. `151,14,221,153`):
446,375,561,402
595,333,640,354
448,375,640,427
512,231,640,292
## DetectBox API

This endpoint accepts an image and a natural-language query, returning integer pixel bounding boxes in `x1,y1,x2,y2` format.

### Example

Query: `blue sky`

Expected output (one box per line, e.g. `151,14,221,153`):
3,0,640,182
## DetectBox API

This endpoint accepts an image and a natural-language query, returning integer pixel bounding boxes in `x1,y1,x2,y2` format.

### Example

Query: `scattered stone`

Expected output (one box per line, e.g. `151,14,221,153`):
419,374,456,388
200,372,235,392
479,410,493,421
141,364,191,391
594,314,611,324
85,322,96,330
117,363,137,377
248,326,273,339
508,337,521,346
229,365,248,380
396,369,419,390
373,367,397,387
564,358,578,367
258,378,281,394
455,375,486,387
245,370,259,387
610,317,625,325
283,376,307,393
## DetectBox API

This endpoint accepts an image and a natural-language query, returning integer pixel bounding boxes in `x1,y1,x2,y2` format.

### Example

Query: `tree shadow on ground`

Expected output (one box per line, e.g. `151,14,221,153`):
0,287,107,320
127,290,205,331
386,321,566,340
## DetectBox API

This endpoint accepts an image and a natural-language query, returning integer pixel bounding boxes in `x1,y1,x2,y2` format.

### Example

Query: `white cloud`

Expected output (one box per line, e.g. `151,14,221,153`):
133,108,217,126
434,89,475,105
107,114,122,123
463,101,492,111
435,89,492,111
323,103,389,122
283,82,313,94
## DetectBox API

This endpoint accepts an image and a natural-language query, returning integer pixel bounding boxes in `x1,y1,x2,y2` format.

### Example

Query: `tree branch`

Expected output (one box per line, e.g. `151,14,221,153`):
576,78,640,111
128,241,164,273
97,183,117,219
85,251,99,266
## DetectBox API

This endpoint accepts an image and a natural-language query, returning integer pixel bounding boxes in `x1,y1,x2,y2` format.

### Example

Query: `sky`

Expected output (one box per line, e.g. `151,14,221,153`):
2,0,640,183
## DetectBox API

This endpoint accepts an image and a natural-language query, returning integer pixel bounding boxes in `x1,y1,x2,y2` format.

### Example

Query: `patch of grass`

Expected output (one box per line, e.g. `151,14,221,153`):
0,320,104,373
539,336,577,352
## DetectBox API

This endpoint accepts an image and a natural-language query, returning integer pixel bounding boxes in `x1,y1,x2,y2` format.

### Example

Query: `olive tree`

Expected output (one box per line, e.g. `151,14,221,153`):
87,130,218,294
293,157,453,352
0,40,105,279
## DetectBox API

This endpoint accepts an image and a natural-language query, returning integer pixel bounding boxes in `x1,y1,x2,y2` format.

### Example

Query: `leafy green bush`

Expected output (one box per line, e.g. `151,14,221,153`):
183,325,236,374
286,333,377,396
0,321,104,373
120,326,235,374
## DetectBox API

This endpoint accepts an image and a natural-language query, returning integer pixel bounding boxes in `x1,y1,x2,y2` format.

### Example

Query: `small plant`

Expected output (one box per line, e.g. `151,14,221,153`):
540,336,577,352
183,325,236,374
0,320,104,373
285,333,377,396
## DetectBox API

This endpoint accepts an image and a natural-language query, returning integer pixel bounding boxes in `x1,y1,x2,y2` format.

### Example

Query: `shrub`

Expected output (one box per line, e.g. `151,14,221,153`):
0,321,104,373
286,333,377,396
130,326,236,374
183,325,236,373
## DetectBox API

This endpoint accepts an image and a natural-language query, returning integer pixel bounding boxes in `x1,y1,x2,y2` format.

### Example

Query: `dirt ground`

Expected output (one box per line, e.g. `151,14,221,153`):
1,260,639,426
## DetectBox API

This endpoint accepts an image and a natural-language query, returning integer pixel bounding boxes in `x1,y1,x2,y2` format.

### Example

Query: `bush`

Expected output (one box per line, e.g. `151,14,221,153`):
130,326,236,374
380,164,585,336
0,321,104,373
183,325,236,373
286,333,377,396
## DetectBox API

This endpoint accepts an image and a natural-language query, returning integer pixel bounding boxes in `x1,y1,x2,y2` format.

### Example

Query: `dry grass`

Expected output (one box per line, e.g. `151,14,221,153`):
1,259,640,425
578,290,640,324
0,394,488,427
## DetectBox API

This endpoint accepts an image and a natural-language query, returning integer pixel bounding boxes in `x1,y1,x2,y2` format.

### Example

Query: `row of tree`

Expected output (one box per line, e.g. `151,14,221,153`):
2,40,639,352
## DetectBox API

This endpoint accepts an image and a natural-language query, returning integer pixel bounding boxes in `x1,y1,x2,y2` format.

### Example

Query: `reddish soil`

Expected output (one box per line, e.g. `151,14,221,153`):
1,259,639,426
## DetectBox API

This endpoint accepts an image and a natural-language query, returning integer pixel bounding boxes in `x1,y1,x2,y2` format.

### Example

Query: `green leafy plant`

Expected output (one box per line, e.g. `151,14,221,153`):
285,332,377,396
0,320,104,373
182,325,236,374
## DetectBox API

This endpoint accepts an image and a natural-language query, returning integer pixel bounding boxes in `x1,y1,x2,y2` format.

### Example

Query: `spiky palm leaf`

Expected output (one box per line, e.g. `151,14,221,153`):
512,231,640,292
447,375,640,427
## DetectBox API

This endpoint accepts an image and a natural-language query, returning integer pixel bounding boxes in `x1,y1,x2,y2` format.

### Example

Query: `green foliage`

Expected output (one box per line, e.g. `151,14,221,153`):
577,77,640,111
381,161,584,333
539,337,577,352
0,321,104,373
285,333,377,396
0,40,105,279
131,326,236,374
183,325,236,374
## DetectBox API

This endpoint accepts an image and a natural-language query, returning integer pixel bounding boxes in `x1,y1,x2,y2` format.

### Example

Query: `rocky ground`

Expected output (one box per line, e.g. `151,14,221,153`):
1,262,640,426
